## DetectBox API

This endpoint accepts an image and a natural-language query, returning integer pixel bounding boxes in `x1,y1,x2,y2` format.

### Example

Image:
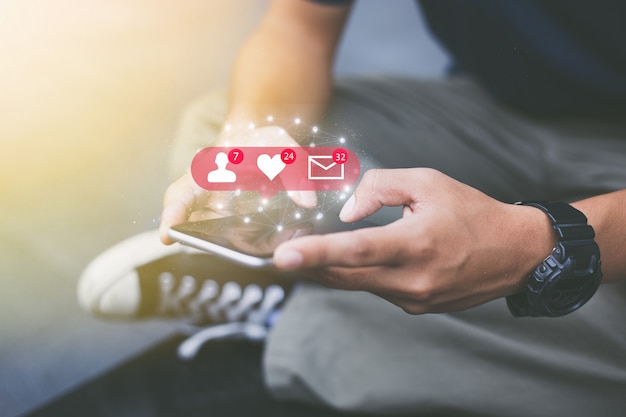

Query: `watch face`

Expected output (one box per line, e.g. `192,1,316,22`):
536,253,602,317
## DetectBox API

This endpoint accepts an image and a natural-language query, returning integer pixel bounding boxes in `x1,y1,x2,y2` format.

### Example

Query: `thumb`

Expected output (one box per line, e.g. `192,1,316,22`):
339,169,415,222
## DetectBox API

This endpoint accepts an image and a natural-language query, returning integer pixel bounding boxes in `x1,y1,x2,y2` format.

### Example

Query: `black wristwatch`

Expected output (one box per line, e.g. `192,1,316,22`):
506,201,602,317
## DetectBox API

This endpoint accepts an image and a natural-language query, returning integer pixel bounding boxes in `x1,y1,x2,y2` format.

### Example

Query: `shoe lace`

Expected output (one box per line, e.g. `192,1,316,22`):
156,272,288,359
156,272,285,325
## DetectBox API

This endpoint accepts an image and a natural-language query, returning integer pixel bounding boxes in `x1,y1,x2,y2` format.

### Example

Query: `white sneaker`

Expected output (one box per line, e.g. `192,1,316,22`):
77,230,294,327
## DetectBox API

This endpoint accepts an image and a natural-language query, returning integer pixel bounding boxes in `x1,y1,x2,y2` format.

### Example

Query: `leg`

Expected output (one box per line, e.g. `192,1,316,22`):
264,77,626,416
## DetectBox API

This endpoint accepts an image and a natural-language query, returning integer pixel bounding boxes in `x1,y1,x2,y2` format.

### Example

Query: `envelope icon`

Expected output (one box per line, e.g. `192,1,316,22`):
308,155,344,180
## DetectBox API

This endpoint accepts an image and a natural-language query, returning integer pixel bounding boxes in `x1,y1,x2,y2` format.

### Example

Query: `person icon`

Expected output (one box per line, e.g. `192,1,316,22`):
207,152,236,183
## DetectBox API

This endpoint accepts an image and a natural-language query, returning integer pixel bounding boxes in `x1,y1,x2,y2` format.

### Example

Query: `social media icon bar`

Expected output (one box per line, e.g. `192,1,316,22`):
191,146,360,197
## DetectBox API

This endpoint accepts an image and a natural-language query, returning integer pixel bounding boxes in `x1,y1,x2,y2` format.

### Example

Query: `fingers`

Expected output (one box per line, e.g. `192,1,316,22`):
274,222,407,270
159,174,210,244
294,264,429,312
339,169,420,222
291,190,318,208
215,125,319,208
255,126,318,208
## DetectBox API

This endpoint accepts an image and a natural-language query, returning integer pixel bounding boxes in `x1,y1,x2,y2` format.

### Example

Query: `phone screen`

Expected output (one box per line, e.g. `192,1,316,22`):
168,208,375,267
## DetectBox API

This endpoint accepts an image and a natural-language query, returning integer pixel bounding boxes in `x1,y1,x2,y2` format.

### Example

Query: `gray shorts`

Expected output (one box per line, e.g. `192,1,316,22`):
172,77,626,416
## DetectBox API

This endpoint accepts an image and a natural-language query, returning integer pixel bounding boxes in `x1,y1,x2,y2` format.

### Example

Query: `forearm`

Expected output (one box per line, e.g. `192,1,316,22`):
572,189,626,283
227,0,350,130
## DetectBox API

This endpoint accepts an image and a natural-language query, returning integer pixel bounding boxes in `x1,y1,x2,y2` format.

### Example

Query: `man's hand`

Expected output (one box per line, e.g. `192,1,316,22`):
273,168,555,314
159,125,317,244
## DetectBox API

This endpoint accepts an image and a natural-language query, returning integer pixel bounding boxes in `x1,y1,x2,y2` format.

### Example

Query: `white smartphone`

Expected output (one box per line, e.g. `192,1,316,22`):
168,208,375,268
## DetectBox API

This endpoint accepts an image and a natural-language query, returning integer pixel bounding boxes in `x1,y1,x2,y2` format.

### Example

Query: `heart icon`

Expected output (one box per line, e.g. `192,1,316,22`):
256,153,286,181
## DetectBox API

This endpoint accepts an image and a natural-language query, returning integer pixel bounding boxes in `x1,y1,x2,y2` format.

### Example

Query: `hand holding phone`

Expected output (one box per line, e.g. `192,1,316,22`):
168,208,374,268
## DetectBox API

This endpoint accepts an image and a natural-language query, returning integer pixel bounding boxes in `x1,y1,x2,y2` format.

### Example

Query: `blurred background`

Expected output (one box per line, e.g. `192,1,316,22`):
0,1,448,415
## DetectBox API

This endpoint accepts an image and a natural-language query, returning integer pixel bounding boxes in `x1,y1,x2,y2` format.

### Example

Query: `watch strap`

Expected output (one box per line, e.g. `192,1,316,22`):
522,201,595,241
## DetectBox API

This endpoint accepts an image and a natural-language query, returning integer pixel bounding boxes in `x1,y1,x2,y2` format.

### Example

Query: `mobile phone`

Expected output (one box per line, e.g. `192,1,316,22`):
168,208,375,268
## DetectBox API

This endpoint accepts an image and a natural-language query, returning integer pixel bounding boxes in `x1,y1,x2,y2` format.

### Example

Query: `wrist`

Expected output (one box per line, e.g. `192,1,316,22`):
508,203,557,292
570,193,621,282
